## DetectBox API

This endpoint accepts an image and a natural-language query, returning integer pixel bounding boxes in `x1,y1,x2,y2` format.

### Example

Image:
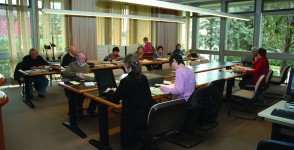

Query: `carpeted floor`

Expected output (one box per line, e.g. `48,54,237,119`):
0,81,288,150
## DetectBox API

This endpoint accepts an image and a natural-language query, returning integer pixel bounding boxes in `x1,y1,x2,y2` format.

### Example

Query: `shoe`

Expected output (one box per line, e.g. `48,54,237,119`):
87,110,98,117
38,94,45,98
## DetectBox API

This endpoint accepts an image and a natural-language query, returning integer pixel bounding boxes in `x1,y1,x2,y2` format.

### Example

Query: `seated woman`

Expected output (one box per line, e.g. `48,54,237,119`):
134,45,144,60
239,48,269,89
106,54,156,149
153,46,164,70
104,46,120,61
160,53,195,101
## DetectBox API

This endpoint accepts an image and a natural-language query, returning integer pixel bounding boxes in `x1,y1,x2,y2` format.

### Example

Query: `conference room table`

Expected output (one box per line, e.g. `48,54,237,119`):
19,69,60,108
58,82,98,138
90,59,169,71
146,61,240,78
82,69,245,149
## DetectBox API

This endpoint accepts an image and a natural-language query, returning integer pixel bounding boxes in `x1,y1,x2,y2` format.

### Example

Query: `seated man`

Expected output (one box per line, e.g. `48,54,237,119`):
104,47,120,61
239,48,269,89
62,51,97,118
153,46,164,70
173,44,184,56
61,46,78,67
22,48,49,99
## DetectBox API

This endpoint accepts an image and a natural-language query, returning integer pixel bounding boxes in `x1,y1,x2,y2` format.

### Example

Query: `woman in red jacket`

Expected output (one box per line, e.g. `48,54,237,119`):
239,48,269,89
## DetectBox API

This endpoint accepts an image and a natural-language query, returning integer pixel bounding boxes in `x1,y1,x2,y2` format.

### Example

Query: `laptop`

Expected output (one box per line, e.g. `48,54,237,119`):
93,69,117,96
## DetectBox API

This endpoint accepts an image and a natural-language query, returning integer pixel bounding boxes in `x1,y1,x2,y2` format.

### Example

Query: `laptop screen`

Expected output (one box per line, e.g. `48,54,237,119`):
93,69,117,92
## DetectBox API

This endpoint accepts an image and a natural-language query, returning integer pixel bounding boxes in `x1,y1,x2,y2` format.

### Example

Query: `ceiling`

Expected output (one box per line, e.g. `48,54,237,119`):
159,0,221,6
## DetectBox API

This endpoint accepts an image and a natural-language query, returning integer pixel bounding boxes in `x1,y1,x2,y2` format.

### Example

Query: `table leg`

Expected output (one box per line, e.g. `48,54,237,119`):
62,90,87,138
89,102,112,150
22,76,35,108
226,78,235,100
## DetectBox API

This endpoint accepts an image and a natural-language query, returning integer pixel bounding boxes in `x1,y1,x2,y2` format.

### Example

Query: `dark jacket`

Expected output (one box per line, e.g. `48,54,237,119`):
61,53,77,67
108,71,156,148
22,55,48,70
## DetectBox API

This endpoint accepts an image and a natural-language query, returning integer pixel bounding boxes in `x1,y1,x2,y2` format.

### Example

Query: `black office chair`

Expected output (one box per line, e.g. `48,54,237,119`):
271,65,290,85
257,140,294,150
141,99,201,149
14,62,25,97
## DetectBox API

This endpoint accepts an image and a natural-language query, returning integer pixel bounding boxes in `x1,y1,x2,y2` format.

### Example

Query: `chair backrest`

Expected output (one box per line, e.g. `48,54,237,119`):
257,140,294,150
208,79,226,99
280,65,290,82
112,68,125,76
142,66,148,72
13,62,24,85
264,69,273,91
190,60,201,66
143,99,186,142
254,75,265,99
162,63,170,69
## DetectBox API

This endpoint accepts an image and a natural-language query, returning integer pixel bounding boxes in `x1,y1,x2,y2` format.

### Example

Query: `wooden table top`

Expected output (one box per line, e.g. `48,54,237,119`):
19,70,60,77
0,74,5,86
84,92,122,109
58,82,98,94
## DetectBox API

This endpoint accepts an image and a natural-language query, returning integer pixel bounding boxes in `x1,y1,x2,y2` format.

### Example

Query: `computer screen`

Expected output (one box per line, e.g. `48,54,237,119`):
286,67,294,97
93,69,117,92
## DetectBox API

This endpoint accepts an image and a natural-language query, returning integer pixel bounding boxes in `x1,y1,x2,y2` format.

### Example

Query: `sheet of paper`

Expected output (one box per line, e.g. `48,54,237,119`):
84,82,96,87
150,87,166,95
70,81,80,85
84,73,95,78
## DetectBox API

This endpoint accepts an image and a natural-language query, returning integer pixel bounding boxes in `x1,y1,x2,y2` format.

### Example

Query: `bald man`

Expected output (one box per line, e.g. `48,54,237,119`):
61,46,78,67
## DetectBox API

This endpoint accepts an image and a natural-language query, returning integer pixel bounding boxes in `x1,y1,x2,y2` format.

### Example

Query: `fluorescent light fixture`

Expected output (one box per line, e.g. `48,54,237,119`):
42,9,185,23
112,0,250,21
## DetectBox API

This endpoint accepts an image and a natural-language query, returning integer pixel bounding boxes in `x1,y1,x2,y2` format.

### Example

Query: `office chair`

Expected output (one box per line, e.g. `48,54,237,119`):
271,65,290,85
228,75,265,120
112,68,125,76
141,99,201,149
189,60,201,66
257,140,294,150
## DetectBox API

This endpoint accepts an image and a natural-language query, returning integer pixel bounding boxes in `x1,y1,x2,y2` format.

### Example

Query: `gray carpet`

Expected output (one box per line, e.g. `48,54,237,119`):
0,81,288,150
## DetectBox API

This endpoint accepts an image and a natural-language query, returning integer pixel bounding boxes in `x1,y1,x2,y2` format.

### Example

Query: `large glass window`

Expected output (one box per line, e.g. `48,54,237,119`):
198,17,220,50
227,16,254,51
262,14,294,53
263,0,294,11
228,0,255,13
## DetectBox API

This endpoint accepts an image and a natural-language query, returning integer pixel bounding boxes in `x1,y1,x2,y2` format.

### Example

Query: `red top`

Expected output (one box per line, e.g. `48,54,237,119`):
246,56,269,85
144,42,153,53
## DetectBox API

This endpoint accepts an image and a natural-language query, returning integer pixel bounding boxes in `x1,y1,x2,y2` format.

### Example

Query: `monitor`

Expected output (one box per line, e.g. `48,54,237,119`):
93,69,117,94
286,67,294,100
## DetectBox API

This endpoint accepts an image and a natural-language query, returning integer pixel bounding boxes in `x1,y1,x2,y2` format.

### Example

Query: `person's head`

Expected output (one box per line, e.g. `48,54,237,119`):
257,48,267,58
157,46,163,54
176,44,181,50
112,47,120,55
70,46,78,56
123,54,142,80
143,37,148,44
169,53,185,69
29,48,39,60
137,46,144,55
251,47,258,57
76,51,87,63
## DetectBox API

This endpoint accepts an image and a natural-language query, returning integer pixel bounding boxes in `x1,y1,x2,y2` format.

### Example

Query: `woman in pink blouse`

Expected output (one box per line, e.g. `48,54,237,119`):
160,53,196,101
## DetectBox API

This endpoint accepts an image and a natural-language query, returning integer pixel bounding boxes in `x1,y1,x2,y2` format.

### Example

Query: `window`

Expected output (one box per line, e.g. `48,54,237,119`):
0,0,29,6
263,0,294,11
227,16,254,51
262,14,294,53
198,17,220,50
228,0,255,13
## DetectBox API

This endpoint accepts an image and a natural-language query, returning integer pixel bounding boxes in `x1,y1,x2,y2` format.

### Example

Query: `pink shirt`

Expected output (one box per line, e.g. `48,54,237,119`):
144,42,153,53
161,67,195,101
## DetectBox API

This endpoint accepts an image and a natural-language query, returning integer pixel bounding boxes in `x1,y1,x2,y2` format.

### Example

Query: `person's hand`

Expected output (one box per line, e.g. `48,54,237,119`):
31,66,37,69
76,73,85,80
254,57,259,62
241,68,247,73
159,86,165,91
